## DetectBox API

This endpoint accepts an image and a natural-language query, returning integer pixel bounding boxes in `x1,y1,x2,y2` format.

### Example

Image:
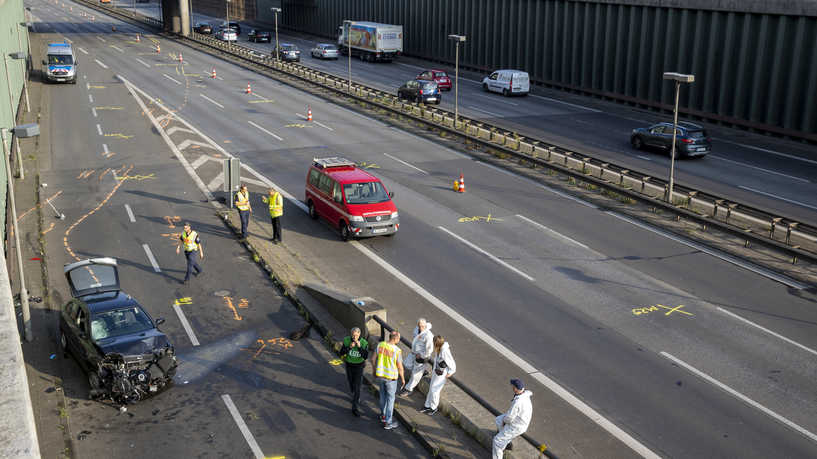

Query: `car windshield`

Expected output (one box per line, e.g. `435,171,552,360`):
421,82,437,91
688,130,707,138
324,45,337,50
433,72,447,78
48,54,73,65
91,307,153,341
344,181,390,204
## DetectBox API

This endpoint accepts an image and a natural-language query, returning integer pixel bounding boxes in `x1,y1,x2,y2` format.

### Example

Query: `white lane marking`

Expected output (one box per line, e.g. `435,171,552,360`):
738,185,817,211
142,244,161,272
716,307,817,357
163,74,182,85
124,204,135,222
248,120,283,141
516,215,590,249
350,241,660,458
717,139,817,166
91,107,97,117
94,59,108,69
173,303,200,346
190,155,209,170
86,82,90,90
221,395,264,459
383,153,428,174
475,160,599,209
395,62,426,71
467,105,503,117
63,37,73,43
88,94,94,103
110,45,124,53
207,174,224,192
135,57,151,68
240,177,268,188
96,36,106,43
96,124,103,136
636,155,652,161
314,121,333,131
474,94,519,106
661,352,817,444
438,226,535,281
528,94,603,113
605,211,809,290
250,92,268,100
710,156,810,183
200,93,224,108
78,47,88,55
102,144,109,156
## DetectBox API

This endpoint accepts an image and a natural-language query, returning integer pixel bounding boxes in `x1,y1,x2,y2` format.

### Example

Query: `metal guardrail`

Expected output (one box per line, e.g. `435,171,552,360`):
79,0,817,272
372,315,554,458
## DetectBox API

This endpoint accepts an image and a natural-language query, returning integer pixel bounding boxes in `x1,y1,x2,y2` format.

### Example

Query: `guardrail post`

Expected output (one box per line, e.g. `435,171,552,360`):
686,191,697,209
726,203,738,224
770,217,783,238
619,169,628,186
599,163,608,179
786,222,798,245
641,176,651,194
581,157,591,174
564,151,572,167
714,199,724,218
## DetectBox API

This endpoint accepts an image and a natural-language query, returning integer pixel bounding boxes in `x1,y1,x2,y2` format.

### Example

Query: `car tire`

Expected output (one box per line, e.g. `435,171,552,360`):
435,99,441,105
631,136,643,150
60,332,69,358
88,372,101,391
308,201,318,220
502,88,509,97
340,221,351,241
483,83,489,92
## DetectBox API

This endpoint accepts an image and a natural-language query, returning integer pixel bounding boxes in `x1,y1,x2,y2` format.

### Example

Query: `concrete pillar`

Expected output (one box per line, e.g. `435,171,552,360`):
179,0,190,36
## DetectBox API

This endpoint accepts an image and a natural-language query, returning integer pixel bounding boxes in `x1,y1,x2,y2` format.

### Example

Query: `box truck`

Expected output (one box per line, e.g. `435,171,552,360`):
338,22,403,62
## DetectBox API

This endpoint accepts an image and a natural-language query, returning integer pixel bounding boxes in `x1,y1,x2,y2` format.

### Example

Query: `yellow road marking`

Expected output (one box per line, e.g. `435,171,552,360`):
284,123,313,129
656,304,693,316
42,222,56,234
328,359,343,366
358,161,379,169
88,85,106,89
104,133,134,139
174,297,193,306
117,173,156,181
458,214,504,223
94,106,123,110
248,99,275,104
224,296,242,321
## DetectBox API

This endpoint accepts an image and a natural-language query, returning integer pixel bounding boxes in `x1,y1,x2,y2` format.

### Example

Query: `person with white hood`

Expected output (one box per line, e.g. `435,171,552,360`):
493,378,533,459
420,335,456,416
398,318,433,397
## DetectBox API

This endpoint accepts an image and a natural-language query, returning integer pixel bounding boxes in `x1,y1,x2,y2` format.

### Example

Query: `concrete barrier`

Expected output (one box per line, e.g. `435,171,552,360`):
301,283,386,341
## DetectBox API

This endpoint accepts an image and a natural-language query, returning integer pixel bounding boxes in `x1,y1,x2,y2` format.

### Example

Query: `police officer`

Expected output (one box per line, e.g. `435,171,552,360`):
235,185,252,239
261,187,283,243
340,327,369,417
176,223,204,284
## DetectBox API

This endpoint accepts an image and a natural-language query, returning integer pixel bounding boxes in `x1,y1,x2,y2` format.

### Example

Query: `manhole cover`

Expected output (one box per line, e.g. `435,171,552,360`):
213,290,231,297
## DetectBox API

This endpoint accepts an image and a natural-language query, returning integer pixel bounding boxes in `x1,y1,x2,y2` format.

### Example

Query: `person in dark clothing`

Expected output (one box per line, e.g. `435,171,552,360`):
340,327,369,417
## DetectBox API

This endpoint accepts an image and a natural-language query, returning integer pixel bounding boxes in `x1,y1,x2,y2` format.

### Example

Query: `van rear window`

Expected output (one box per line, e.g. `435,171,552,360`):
344,182,389,204
48,55,73,65
688,130,707,138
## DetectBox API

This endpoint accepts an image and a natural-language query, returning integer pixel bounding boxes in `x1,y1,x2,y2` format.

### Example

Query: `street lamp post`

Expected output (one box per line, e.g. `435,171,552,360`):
344,20,352,93
2,123,40,342
271,7,281,63
3,52,28,179
662,72,694,204
447,34,466,129
225,0,230,30
16,23,31,113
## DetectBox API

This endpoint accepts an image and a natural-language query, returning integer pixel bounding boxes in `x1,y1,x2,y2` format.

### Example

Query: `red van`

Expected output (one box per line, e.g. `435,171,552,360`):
305,157,399,240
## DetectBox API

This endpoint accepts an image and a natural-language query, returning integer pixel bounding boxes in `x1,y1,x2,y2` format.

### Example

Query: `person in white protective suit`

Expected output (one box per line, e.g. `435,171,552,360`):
493,378,533,459
420,335,456,415
398,318,434,397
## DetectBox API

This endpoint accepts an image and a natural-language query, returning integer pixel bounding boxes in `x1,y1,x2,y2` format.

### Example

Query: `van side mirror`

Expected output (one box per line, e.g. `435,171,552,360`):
389,191,394,198
334,195,342,203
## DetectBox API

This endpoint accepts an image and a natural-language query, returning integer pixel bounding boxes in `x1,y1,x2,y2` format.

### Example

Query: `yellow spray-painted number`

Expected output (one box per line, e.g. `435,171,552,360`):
632,304,693,317
458,214,503,223
359,161,379,169
246,337,294,359
174,297,192,306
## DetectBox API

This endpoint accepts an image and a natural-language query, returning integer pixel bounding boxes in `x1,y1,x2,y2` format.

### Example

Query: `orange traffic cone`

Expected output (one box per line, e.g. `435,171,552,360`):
135,34,140,43
178,53,183,63
156,44,161,53
458,174,466,193
307,106,313,122
211,68,217,79
245,83,252,94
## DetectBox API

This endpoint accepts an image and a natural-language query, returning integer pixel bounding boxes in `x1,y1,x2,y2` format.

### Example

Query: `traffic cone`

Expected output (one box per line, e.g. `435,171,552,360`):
135,34,140,43
178,53,183,63
211,68,217,79
245,83,252,94
112,25,117,32
458,174,466,193
307,106,313,122
155,44,161,53
91,15,94,21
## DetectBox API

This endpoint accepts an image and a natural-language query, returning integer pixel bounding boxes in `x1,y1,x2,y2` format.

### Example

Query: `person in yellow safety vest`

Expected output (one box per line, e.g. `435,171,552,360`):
175,223,204,284
261,187,284,243
235,185,252,239
371,330,405,430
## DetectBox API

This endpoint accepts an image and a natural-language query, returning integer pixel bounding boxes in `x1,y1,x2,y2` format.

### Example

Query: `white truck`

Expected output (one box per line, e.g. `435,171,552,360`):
338,22,403,62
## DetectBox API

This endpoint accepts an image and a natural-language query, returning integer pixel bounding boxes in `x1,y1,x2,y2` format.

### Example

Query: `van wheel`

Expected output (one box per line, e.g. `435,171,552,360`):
482,83,488,92
308,201,318,220
631,136,643,150
340,222,351,241
502,88,509,97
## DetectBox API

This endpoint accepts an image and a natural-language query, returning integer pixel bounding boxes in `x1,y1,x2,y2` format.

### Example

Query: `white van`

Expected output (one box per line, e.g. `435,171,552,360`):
482,69,529,96
43,42,77,84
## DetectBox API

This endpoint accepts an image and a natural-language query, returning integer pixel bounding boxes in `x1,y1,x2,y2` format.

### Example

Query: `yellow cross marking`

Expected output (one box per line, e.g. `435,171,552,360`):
656,304,693,316
458,214,503,223
174,297,192,306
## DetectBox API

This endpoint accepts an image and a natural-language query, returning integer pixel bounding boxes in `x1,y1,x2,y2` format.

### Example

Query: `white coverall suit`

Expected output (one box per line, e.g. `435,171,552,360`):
403,323,433,392
493,390,533,459
424,341,456,410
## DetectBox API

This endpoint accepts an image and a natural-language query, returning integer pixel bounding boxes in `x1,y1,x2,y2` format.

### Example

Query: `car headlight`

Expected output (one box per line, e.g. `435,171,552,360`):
350,215,364,222
391,212,399,219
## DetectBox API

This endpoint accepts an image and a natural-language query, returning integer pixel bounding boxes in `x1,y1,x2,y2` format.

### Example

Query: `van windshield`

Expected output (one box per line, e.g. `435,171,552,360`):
344,181,390,204
48,54,73,65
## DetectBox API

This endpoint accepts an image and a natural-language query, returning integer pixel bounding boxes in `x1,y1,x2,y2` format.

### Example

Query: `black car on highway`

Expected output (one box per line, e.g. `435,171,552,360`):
631,122,711,157
248,29,271,43
194,22,212,34
221,21,241,35
277,43,301,62
397,79,441,105
59,258,177,404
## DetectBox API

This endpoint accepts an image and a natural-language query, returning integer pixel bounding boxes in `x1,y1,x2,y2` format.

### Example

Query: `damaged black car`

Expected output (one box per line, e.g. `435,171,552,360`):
59,258,177,405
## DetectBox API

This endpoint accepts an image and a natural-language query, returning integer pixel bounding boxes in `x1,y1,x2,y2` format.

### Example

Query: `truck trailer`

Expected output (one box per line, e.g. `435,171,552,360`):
338,22,403,62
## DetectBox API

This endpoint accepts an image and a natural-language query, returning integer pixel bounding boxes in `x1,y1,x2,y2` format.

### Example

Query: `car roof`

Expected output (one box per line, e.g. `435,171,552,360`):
319,166,380,183
83,291,140,314
658,122,704,130
428,69,446,73
318,43,335,46
281,43,295,46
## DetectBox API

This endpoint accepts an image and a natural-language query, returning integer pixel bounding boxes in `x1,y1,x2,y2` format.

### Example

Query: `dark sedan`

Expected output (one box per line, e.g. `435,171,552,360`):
248,29,271,43
276,43,301,62
631,122,711,157
194,22,212,34
397,79,441,105
59,258,177,404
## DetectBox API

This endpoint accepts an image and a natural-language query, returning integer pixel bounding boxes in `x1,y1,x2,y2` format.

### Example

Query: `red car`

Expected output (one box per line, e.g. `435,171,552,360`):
417,69,452,91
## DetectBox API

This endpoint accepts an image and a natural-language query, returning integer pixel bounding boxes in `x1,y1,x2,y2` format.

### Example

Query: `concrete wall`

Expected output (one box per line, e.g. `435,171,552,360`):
0,0,30,242
191,0,255,22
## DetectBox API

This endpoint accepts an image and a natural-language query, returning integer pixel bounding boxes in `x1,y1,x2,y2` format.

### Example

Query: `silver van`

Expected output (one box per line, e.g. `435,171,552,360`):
482,69,529,96
43,42,77,84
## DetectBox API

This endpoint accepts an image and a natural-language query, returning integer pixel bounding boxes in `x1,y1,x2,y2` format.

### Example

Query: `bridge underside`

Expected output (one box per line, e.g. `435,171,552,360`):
161,0,190,36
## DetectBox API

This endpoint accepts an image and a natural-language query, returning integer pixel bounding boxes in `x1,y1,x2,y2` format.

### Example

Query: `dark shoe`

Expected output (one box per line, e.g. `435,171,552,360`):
427,408,438,416
419,407,432,413
352,408,360,417
181,279,188,285
398,389,411,397
384,421,399,430
506,441,513,451
194,270,202,276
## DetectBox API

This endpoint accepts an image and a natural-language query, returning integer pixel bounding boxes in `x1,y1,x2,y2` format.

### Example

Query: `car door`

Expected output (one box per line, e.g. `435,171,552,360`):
488,72,499,92
644,126,662,147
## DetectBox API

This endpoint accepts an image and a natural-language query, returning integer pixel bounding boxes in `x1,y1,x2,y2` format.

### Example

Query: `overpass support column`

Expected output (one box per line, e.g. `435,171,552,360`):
179,0,190,36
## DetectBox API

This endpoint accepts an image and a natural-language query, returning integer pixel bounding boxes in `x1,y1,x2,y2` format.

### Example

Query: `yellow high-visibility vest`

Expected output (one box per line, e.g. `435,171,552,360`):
269,192,283,218
181,230,199,252
235,190,250,211
374,341,401,380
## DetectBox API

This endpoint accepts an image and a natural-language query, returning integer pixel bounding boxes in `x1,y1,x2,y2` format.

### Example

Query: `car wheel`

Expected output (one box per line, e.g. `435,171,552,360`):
502,88,509,97
340,222,351,241
483,83,489,92
631,136,643,150
435,99,441,105
60,332,69,358
308,201,318,220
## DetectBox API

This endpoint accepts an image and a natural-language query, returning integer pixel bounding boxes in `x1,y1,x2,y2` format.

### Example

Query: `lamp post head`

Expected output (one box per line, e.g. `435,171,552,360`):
663,72,694,84
13,123,40,138
448,34,466,42
271,7,281,13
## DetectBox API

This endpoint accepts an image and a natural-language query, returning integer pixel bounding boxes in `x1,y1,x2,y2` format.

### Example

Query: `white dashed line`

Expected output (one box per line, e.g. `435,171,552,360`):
738,186,817,211
173,303,200,346
77,47,88,55
467,105,503,117
135,58,151,68
383,153,428,174
636,155,652,161
475,160,599,209
660,352,817,444
314,121,333,131
96,124,103,135
221,395,264,459
716,307,817,357
710,156,810,183
110,45,124,53
717,139,817,166
88,94,93,103
516,215,589,249
94,59,108,69
438,226,535,281
102,143,109,156
199,93,224,108
96,36,106,43
528,94,603,113
247,120,283,141
91,107,97,117
163,74,182,85
124,204,135,222
142,244,161,272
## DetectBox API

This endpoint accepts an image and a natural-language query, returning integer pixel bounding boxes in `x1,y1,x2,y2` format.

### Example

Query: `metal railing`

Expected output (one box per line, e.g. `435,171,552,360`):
372,315,554,458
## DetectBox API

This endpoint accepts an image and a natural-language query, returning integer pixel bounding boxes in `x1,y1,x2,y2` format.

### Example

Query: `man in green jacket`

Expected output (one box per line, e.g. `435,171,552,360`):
340,327,369,417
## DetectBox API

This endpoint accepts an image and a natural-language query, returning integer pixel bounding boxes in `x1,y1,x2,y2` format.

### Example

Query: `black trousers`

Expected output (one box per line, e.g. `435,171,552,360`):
184,251,201,281
271,216,282,242
345,361,365,410
239,210,250,238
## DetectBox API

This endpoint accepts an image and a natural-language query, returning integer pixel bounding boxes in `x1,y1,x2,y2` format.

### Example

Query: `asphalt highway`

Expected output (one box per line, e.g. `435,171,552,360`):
27,1,817,458
123,1,817,227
